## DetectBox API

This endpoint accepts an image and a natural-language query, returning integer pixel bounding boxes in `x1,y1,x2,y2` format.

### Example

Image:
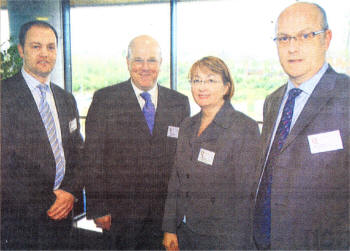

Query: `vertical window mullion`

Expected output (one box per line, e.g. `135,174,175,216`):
62,0,72,93
170,0,177,90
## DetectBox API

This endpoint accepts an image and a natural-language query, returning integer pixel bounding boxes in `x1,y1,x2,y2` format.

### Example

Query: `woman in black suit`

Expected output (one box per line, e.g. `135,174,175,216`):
162,56,260,250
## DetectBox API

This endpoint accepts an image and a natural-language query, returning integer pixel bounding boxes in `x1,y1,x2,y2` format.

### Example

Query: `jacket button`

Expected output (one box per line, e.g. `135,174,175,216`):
210,197,215,204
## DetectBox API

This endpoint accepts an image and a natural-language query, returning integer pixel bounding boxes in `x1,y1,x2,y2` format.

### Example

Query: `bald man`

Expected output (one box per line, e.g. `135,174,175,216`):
84,35,190,249
253,2,349,250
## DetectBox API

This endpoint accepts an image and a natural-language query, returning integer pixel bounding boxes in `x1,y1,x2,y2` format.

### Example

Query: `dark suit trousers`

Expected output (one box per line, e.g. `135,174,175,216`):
177,223,234,250
254,138,280,250
2,216,72,250
37,217,73,250
101,217,164,250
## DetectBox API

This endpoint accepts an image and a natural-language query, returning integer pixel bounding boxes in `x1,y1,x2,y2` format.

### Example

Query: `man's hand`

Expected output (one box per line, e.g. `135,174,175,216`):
47,189,74,220
163,232,179,251
94,215,111,231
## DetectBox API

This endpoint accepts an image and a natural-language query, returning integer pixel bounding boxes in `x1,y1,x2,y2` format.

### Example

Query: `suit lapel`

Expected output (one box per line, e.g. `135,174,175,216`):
188,113,201,146
281,67,337,151
13,77,44,128
10,74,55,169
153,86,172,138
124,81,151,137
13,76,50,146
192,102,232,144
51,84,69,151
261,86,286,159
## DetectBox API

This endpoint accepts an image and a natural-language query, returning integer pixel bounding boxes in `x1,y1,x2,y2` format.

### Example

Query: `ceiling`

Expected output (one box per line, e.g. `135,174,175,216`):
0,0,201,9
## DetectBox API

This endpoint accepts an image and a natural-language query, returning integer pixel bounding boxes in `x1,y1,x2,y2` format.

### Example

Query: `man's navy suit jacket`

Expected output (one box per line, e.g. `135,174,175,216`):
1,72,83,249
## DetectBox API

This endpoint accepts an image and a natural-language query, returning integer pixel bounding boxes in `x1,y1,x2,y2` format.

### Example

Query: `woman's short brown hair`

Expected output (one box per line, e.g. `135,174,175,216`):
189,56,235,100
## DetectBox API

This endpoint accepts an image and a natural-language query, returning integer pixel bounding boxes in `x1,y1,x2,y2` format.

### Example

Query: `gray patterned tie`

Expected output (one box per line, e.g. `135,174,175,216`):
38,84,65,190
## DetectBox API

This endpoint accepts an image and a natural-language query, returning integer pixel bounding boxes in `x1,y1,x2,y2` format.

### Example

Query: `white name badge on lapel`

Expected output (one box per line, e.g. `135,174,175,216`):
198,148,215,166
167,126,179,138
307,130,343,154
69,118,77,133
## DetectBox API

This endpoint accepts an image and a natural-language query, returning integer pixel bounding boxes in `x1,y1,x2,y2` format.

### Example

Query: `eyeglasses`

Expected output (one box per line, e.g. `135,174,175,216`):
274,30,327,46
191,79,221,86
132,58,160,67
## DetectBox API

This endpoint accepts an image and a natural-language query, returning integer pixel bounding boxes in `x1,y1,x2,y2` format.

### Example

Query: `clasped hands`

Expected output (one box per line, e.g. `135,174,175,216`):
93,216,179,250
92,216,178,251
163,232,179,251
92,217,178,250
47,189,74,220
94,215,111,231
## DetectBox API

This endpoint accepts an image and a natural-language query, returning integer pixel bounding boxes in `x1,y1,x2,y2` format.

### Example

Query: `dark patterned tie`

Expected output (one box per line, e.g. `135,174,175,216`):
254,88,302,249
275,88,302,150
140,92,156,134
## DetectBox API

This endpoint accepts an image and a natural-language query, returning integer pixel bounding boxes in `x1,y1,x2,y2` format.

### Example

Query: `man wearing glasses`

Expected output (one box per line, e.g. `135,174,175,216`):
254,2,349,250
84,35,190,249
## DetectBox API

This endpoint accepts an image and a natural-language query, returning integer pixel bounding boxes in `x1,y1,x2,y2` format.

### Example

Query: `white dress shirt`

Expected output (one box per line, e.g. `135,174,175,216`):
130,79,158,110
21,67,66,169
264,62,329,166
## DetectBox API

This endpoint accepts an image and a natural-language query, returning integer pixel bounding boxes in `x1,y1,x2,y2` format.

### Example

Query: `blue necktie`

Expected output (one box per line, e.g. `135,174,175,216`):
254,88,302,249
275,88,302,150
140,92,155,134
38,84,65,190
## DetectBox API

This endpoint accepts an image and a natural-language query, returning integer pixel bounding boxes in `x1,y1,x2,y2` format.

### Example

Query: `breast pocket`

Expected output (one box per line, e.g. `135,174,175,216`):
212,150,230,168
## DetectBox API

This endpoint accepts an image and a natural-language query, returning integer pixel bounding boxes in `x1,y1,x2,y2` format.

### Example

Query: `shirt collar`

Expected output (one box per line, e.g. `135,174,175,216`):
21,67,51,92
287,62,329,95
130,78,158,98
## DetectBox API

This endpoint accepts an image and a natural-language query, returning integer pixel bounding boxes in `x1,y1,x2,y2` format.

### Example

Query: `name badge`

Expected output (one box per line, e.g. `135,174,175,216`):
167,126,179,138
307,130,343,154
69,118,77,133
198,148,215,166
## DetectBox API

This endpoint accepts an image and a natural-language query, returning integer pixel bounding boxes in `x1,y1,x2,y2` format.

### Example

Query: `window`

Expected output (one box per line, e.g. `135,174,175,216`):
176,0,350,120
0,9,21,81
0,9,9,46
70,2,170,135
70,0,350,128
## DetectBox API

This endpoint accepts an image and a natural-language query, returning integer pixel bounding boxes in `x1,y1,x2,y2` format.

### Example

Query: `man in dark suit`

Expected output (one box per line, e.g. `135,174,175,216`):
84,35,190,249
1,21,83,249
253,2,349,250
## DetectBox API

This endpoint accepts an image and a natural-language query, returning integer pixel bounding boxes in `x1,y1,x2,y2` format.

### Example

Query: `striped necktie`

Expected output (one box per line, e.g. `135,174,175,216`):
38,84,65,190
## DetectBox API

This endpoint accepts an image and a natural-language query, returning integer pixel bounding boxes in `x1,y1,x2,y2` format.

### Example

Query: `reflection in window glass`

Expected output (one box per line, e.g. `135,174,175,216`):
177,0,350,120
71,2,170,135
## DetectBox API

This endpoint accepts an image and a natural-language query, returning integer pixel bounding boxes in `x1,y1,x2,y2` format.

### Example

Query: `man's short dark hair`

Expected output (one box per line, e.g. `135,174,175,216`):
19,20,58,48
